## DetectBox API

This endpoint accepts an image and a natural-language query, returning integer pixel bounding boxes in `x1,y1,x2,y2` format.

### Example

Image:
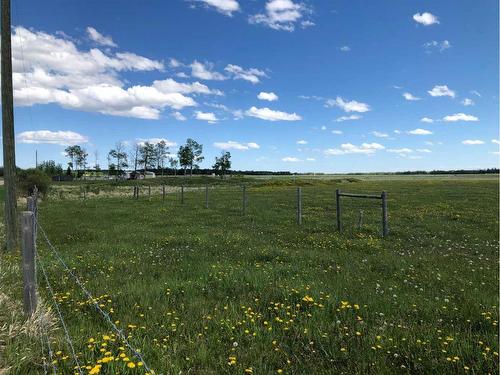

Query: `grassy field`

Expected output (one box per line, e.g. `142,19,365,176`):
0,175,499,374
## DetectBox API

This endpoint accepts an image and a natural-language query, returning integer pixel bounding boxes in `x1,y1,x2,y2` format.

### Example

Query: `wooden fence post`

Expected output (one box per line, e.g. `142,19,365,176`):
336,189,342,233
162,185,166,202
205,185,209,209
297,187,302,225
136,185,140,199
381,191,388,237
357,210,364,229
242,186,247,215
21,211,37,317
181,185,184,204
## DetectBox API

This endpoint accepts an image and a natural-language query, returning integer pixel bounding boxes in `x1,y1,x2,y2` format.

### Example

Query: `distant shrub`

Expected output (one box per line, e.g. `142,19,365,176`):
18,168,51,196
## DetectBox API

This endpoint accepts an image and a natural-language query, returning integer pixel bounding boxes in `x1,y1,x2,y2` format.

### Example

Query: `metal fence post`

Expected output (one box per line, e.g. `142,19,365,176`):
336,189,342,233
205,185,209,209
21,211,37,317
382,191,388,237
297,187,302,225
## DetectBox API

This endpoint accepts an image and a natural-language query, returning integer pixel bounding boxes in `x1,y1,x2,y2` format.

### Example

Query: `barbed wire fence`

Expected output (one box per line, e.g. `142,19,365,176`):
22,188,156,375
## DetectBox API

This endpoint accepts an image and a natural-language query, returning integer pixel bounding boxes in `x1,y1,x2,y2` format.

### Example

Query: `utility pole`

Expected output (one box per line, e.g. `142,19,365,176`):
2,0,18,251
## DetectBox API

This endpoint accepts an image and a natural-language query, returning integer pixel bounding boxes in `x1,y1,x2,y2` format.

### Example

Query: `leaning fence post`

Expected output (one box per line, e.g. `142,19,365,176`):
21,211,37,317
336,189,342,233
381,191,388,237
242,185,247,215
205,185,209,209
297,187,302,225
181,185,184,204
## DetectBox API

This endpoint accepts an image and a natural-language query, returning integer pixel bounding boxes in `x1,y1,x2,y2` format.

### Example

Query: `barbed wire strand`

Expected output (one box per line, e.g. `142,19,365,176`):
37,251,84,375
37,222,154,374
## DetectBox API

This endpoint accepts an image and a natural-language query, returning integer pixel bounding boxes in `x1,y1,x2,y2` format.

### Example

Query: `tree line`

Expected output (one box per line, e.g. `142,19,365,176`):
37,138,233,179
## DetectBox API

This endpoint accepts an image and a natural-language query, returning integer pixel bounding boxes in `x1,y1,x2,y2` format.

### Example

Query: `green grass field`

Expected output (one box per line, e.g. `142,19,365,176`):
1,175,499,374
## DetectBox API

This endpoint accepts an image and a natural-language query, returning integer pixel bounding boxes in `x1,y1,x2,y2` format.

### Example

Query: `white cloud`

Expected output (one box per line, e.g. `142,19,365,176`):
462,140,484,145
257,91,278,101
428,85,455,98
195,111,219,123
324,142,384,155
423,40,451,52
245,106,301,121
336,114,362,122
136,138,177,147
331,130,343,135
282,156,301,162
17,130,89,145
340,46,351,52
442,113,479,122
461,98,474,106
387,148,413,154
413,12,439,26
408,128,433,135
416,148,432,153
197,0,240,16
249,0,313,32
327,96,370,113
86,27,117,47
296,140,308,145
492,139,500,145
306,157,315,161
421,117,434,123
172,111,187,121
225,64,267,84
403,92,421,101
190,60,226,80
213,141,260,150
470,90,481,97
321,125,327,130
169,58,182,68
394,130,401,134
8,27,231,120
371,131,389,138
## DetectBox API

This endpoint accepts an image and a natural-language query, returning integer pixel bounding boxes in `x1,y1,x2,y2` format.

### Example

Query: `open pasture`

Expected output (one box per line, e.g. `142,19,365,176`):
1,176,499,374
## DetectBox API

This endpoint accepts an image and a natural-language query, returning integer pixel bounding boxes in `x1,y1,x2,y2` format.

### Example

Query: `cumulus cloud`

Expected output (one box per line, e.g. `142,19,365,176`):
17,130,89,145
86,27,117,47
387,148,413,155
408,128,433,135
282,156,301,162
462,140,484,145
136,138,177,147
428,85,455,98
442,113,479,122
421,117,434,123
336,114,362,122
461,98,474,106
403,92,421,101
213,141,260,150
423,40,451,52
195,111,219,123
371,131,389,138
245,106,302,121
492,139,500,145
296,140,308,145
413,12,439,26
225,64,267,84
249,0,313,32
416,148,432,153
327,96,370,113
331,130,343,135
196,0,240,16
324,142,384,155
257,91,278,101
190,60,226,80
8,27,231,120
172,111,187,121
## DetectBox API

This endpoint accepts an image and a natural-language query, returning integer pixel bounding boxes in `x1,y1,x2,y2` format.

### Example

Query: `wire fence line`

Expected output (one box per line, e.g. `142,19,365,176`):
36,218,155,374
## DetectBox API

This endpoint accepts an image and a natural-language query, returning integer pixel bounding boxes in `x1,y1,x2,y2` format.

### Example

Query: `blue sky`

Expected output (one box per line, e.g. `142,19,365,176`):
5,0,499,172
